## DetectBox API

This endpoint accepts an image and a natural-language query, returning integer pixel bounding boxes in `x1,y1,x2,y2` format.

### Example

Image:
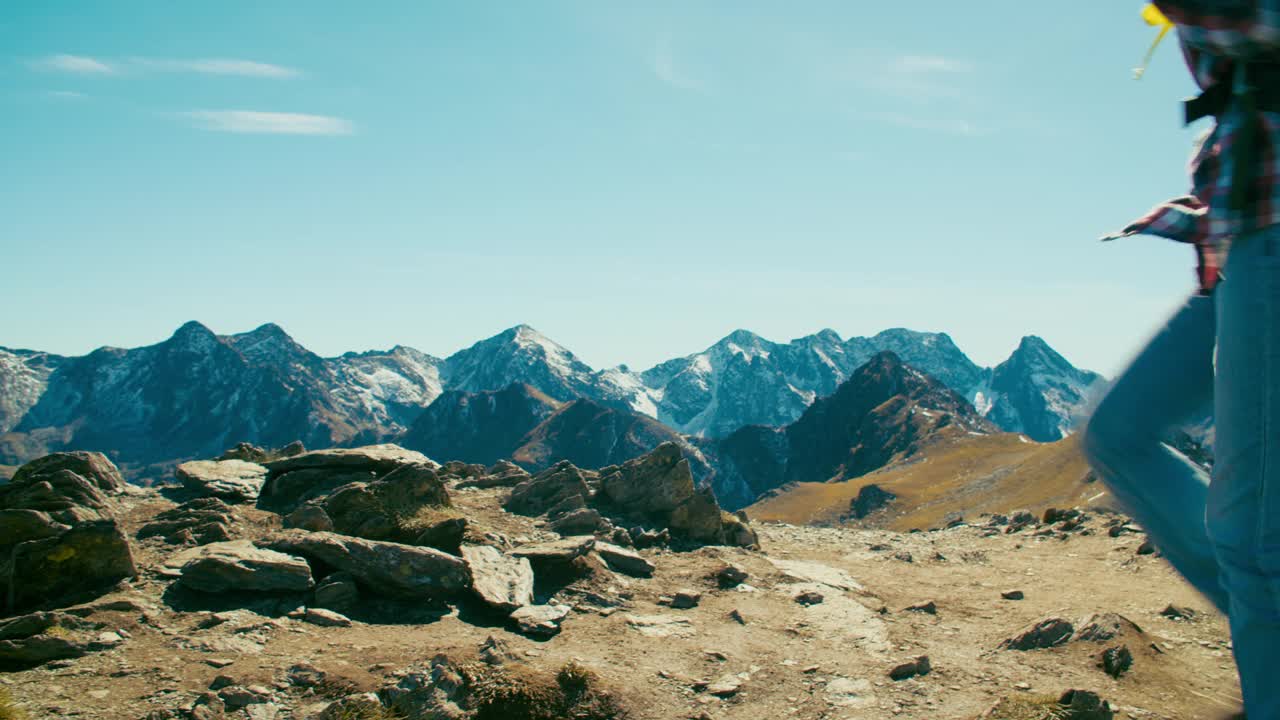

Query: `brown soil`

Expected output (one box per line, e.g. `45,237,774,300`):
0,484,1240,720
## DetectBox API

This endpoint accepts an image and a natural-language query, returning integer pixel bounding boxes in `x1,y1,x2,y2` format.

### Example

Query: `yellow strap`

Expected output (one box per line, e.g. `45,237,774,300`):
1135,3,1174,79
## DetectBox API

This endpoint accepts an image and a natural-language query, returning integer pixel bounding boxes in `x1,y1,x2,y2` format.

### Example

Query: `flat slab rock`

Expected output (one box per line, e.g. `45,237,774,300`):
264,445,437,476
267,531,468,599
511,536,595,564
176,540,314,594
461,544,534,613
177,460,268,502
594,541,654,578
510,604,571,637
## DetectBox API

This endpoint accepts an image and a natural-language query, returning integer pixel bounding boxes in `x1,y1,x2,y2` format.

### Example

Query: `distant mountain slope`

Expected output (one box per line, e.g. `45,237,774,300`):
980,336,1104,441
0,347,64,433
0,321,1103,472
710,351,998,509
512,397,710,477
748,433,1097,531
2,322,443,466
441,325,599,403
399,383,561,466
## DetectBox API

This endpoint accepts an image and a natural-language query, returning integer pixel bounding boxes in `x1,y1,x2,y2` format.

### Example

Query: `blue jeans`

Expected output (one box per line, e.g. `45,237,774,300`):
1083,223,1280,719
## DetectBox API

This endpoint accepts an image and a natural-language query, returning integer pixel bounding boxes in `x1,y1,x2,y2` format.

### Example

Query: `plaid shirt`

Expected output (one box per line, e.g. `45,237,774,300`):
1104,1,1280,294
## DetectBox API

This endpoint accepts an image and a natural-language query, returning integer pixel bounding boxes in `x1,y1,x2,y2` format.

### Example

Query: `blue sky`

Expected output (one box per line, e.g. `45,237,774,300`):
2,2,1209,377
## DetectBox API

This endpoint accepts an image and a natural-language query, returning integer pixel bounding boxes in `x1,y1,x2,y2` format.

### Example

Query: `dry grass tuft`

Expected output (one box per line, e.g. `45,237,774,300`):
465,661,629,720
395,505,463,536
0,688,29,720
978,694,1071,720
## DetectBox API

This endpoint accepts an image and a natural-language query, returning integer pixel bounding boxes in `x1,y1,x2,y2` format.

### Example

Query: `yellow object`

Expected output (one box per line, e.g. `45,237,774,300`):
1135,3,1175,79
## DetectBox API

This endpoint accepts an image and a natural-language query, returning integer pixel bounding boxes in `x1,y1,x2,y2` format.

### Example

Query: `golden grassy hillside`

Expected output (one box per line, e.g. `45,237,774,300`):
747,432,1103,531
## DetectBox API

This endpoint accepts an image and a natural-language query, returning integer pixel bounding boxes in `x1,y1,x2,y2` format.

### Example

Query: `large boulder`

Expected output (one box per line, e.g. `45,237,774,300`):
600,444,694,513
177,460,268,503
258,445,438,514
461,545,534,613
175,540,314,593
258,469,374,514
266,531,469,599
503,462,591,516
320,464,451,542
600,443,757,547
4,520,137,614
0,467,113,524
10,452,126,495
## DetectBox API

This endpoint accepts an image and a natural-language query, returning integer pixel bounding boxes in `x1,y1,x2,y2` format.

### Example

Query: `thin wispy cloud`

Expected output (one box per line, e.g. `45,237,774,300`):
651,34,700,91
182,110,354,136
30,54,299,78
130,58,300,78
45,90,88,100
31,54,115,74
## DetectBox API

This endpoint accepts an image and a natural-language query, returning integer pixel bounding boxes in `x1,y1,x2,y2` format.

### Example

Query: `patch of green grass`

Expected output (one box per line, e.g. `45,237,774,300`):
0,688,30,720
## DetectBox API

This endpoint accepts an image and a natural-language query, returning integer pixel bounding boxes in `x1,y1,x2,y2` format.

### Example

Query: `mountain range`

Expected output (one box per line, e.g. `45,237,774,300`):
0,321,1105,506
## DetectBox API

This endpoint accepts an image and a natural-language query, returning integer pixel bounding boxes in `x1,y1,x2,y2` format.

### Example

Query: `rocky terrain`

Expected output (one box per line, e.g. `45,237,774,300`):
0,443,1241,720
0,322,1105,478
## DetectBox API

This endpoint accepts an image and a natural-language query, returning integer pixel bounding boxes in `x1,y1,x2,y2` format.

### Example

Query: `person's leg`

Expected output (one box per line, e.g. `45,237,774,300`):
1082,292,1228,613
1209,223,1280,719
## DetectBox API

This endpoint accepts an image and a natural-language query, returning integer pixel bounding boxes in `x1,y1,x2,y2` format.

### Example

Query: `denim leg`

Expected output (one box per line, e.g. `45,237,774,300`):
1209,224,1280,720
1082,293,1228,613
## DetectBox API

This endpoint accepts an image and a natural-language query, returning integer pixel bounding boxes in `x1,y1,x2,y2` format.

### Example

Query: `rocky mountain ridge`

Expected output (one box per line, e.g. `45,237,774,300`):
0,322,1103,473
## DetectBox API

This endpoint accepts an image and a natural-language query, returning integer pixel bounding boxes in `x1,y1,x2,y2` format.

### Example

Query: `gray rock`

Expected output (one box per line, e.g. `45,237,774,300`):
461,545,534,613
314,573,359,611
504,462,591,516
1001,590,1025,600
0,508,68,546
1099,646,1132,678
671,590,702,609
264,444,436,477
795,590,825,606
138,498,235,545
176,460,268,502
905,600,937,615
219,684,272,708
1072,613,1139,643
1001,617,1075,651
706,673,745,697
304,608,352,627
10,452,126,494
284,504,334,533
510,604,571,637
888,655,931,681
594,542,654,578
4,520,137,614
511,536,595,566
1057,689,1114,720
713,564,748,588
549,507,609,535
268,531,469,599
177,540,314,593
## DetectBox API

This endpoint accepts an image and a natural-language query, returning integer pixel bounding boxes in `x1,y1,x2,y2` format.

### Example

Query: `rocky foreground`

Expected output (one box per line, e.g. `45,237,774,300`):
0,443,1239,719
